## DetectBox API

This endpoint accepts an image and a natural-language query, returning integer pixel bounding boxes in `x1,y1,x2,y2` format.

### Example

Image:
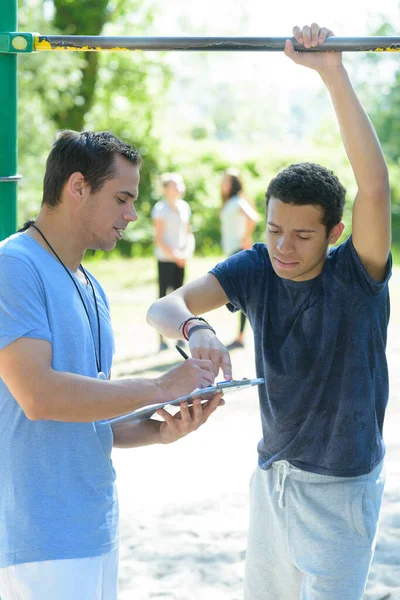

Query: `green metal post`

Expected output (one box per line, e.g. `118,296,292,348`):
0,0,18,240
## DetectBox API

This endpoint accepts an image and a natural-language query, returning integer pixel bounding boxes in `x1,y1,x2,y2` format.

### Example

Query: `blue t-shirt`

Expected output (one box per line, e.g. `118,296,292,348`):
211,236,391,477
0,233,117,568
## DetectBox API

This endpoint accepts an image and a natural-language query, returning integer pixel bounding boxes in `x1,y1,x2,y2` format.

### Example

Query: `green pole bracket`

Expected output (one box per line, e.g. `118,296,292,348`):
0,32,34,54
0,0,19,240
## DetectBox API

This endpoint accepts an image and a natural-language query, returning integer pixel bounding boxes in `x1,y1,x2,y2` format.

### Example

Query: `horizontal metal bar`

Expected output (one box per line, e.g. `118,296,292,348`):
34,35,400,52
0,174,22,182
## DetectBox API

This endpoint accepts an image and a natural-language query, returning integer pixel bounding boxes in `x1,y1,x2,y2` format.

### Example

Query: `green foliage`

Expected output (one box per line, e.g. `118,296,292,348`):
359,11,400,256
53,0,109,34
370,75,400,166
18,0,60,224
14,1,400,262
16,0,169,240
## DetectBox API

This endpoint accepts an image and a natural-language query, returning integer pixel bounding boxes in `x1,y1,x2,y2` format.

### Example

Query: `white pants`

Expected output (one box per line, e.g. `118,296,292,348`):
244,461,385,600
0,549,118,600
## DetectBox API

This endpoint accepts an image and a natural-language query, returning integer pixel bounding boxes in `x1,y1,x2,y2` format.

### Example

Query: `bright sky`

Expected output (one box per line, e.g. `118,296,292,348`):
152,0,399,36
150,0,400,90
144,0,400,153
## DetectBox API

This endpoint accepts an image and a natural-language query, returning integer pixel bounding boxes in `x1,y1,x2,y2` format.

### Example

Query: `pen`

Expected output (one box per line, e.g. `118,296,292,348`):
175,344,189,360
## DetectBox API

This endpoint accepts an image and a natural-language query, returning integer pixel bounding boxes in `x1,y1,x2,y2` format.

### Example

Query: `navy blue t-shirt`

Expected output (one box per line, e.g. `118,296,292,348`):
211,236,391,477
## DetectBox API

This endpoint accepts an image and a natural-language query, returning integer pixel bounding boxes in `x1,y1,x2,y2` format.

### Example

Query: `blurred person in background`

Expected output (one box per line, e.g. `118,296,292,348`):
152,172,195,351
220,168,259,349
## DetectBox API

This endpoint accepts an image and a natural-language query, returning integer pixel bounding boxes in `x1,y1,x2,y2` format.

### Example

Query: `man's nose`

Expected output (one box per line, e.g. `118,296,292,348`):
124,204,138,222
277,235,295,253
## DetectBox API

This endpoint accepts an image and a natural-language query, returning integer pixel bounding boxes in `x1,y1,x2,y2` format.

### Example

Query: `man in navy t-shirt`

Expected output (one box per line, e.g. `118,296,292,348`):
147,23,392,599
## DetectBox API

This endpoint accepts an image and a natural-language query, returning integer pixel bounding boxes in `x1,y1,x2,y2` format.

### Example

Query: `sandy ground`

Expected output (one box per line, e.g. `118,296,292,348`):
107,268,400,600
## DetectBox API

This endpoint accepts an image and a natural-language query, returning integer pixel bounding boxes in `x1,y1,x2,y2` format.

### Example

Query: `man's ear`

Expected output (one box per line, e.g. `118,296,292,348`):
328,222,345,245
67,172,88,202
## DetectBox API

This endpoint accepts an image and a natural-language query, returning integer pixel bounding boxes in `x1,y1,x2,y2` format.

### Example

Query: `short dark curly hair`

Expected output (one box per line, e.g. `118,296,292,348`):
266,162,346,234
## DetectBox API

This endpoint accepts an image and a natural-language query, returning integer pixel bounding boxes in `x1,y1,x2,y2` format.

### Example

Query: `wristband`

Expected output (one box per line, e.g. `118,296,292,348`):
180,316,213,341
187,324,216,340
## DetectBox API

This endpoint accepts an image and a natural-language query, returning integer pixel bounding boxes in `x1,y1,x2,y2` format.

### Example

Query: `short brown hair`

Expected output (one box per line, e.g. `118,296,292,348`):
42,130,141,207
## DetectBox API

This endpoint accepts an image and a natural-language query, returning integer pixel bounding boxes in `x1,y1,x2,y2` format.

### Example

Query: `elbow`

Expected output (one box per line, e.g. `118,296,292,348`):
146,301,159,327
22,393,48,421
372,171,390,197
24,404,43,421
379,173,390,196
360,173,390,201
147,297,169,328
383,175,391,198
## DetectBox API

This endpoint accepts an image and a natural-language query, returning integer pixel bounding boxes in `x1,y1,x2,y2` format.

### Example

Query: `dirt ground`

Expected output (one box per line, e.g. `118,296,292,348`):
94,259,400,600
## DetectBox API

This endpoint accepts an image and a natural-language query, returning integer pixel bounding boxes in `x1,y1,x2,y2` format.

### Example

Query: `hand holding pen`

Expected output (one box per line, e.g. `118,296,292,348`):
175,344,232,384
172,345,225,416
176,328,233,381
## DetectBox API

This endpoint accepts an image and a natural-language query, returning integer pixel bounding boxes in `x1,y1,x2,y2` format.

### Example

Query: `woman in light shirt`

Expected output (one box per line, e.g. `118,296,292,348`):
220,168,259,349
152,173,194,351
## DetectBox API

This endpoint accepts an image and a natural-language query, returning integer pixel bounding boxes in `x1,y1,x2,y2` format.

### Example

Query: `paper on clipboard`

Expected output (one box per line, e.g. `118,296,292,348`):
108,377,264,425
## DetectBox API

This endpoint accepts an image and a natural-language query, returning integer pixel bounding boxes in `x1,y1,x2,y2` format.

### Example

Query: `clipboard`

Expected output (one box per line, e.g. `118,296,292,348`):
108,377,264,424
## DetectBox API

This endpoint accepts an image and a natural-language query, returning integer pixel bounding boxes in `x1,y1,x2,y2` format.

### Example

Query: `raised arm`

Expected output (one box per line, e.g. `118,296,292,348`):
147,273,233,379
241,211,257,250
285,23,391,280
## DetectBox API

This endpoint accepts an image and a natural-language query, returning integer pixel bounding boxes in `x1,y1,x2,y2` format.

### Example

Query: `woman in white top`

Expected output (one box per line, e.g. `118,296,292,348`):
220,168,259,349
151,173,194,351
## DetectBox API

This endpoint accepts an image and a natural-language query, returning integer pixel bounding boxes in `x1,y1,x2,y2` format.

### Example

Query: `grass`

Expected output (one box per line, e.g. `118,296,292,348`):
83,255,224,291
82,255,235,378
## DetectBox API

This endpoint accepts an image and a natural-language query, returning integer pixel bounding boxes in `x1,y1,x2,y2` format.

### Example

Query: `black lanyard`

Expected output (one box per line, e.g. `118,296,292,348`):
29,223,103,376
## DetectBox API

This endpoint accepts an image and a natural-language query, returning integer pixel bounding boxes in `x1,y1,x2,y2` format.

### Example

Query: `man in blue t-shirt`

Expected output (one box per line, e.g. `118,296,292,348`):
0,131,222,599
146,24,392,599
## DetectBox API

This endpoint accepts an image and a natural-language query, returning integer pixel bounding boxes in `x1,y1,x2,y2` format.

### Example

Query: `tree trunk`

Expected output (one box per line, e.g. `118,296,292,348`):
52,0,109,131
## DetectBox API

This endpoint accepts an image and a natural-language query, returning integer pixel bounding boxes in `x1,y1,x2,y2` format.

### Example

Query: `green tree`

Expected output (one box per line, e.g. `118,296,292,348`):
51,0,109,131
361,22,400,165
362,19,400,256
16,0,170,254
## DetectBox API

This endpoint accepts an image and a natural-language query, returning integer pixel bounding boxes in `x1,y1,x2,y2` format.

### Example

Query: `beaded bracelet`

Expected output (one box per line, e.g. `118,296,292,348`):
187,324,216,340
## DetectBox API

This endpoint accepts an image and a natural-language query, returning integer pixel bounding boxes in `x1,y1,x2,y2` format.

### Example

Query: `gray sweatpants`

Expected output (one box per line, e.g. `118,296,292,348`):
244,460,385,600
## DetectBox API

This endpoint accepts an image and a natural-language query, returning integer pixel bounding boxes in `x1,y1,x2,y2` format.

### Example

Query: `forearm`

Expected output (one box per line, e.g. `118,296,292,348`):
156,240,177,260
320,65,389,191
181,227,194,259
147,275,228,340
2,336,217,423
241,218,255,247
147,293,192,338
181,241,193,260
28,372,163,422
246,219,256,235
112,419,162,448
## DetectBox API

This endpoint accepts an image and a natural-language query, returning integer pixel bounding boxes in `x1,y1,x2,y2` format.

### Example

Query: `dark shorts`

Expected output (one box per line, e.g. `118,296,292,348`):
157,261,184,298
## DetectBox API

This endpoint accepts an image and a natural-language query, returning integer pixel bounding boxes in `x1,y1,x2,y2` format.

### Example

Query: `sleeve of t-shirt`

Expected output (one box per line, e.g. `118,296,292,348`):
151,202,164,221
210,243,266,314
0,254,52,351
329,235,392,296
